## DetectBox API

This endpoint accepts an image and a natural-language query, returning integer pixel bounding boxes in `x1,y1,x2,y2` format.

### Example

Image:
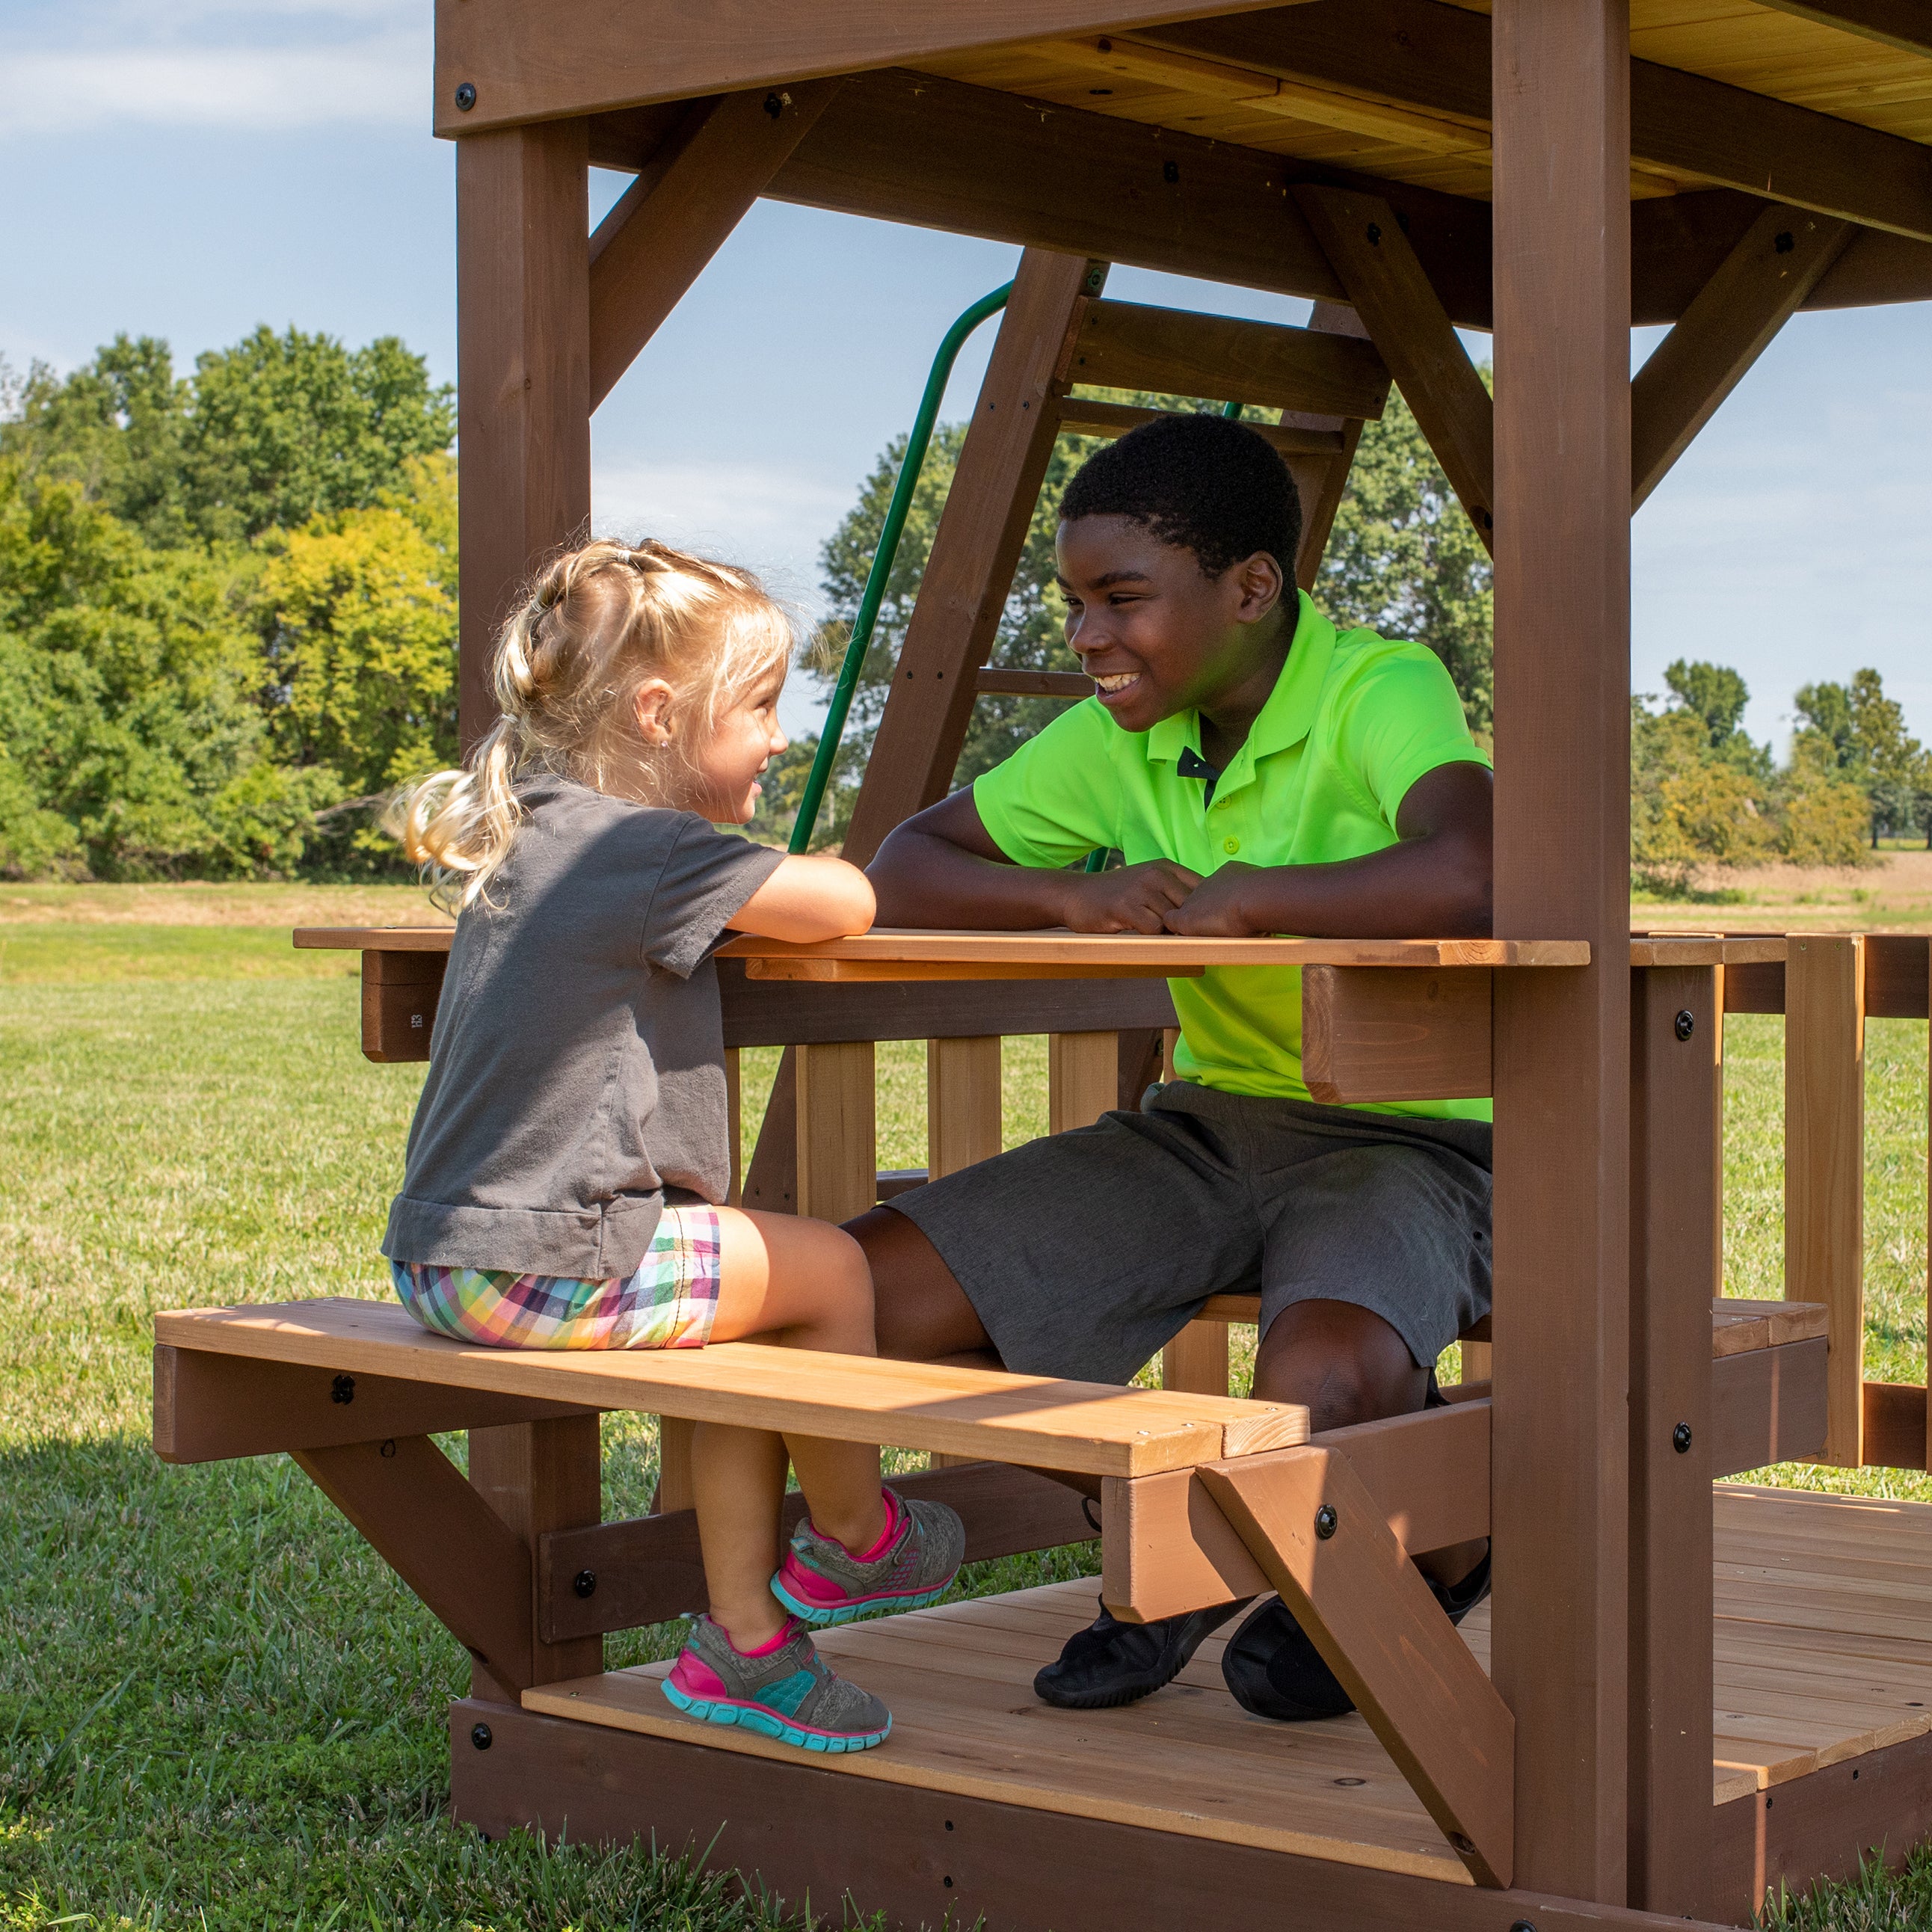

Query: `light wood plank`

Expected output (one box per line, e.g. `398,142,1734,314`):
1300,965,1492,1104
794,1039,877,1224
926,1036,1002,1181
1047,1031,1119,1135
1162,1320,1231,1399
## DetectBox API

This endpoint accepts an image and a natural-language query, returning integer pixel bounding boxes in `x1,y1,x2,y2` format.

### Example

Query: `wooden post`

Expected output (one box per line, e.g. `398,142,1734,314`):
1786,935,1865,1467
1490,0,1633,1901
1048,1033,1119,1135
1163,1320,1231,1398
1627,966,1717,1917
455,122,591,751
795,1040,879,1223
1279,300,1371,588
927,1036,1003,1181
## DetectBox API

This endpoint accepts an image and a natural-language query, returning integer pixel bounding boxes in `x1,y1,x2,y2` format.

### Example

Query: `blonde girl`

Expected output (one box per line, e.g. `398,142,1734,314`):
384,539,962,1753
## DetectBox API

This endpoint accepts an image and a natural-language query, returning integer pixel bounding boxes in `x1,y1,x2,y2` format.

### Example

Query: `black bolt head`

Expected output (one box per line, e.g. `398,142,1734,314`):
1673,1421,1693,1453
573,1569,597,1599
455,82,477,111
1775,230,1795,253
1314,1503,1339,1540
763,91,784,118
1510,1922,1538,1932
470,1722,493,1750
379,1438,397,1459
330,1373,355,1406
1674,1009,1696,1041
1162,159,1180,184
1365,221,1382,246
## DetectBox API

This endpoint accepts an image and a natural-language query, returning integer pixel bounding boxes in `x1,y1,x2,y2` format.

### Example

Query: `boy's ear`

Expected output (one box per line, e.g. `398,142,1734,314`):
1232,550,1287,624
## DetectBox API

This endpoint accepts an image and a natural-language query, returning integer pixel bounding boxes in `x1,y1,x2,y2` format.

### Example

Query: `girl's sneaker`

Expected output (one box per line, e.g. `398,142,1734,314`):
660,1614,890,1753
771,1489,966,1627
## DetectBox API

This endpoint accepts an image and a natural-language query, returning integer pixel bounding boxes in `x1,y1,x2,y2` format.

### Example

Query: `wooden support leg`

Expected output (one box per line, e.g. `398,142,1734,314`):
1199,1448,1515,1889
795,1040,879,1223
1490,0,1633,1900
455,120,591,751
1787,934,1865,1468
1627,967,1717,1916
1162,1320,1231,1397
724,1047,742,1208
1048,1032,1119,1135
653,1415,696,1515
927,1036,1002,1180
467,1415,603,1694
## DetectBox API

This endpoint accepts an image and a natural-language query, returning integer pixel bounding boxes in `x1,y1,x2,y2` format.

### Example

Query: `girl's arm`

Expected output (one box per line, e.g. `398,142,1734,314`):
727,854,876,942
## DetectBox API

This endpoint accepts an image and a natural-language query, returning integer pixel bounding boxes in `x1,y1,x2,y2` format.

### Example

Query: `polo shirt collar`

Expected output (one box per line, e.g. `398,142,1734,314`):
1147,592,1337,797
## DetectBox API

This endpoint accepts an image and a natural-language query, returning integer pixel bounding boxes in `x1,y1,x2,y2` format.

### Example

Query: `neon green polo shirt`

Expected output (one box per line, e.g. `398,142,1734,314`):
973,593,1492,1121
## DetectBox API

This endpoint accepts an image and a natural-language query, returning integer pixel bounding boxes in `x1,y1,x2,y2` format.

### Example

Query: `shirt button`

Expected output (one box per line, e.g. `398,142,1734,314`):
1223,837,1240,854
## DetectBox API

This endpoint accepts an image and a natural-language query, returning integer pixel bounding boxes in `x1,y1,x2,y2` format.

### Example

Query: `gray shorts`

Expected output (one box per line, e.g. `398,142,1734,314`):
886,1081,1492,1384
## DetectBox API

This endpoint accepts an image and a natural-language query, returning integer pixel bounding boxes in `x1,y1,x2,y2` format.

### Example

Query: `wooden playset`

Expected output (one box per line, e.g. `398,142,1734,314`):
153,4,1932,1928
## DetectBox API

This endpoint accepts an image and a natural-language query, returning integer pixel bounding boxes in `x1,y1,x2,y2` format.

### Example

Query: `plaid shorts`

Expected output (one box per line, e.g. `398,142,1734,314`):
390,1204,724,1350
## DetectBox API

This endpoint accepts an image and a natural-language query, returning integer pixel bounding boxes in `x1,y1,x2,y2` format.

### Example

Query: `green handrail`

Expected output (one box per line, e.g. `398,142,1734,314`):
789,281,1015,852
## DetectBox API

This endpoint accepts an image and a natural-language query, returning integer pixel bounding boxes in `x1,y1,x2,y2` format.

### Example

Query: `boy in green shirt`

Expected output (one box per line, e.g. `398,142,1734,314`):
850,413,1494,1719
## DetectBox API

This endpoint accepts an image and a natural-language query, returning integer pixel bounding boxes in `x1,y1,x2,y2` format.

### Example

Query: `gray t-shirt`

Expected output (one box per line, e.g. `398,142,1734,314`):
382,775,784,1279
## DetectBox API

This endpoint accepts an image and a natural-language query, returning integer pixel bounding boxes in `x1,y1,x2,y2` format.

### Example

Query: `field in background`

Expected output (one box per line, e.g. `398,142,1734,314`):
0,887,1927,1928
1635,849,1932,932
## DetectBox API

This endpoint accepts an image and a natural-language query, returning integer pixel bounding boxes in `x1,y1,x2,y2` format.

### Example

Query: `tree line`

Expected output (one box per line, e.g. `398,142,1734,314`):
1,328,1921,883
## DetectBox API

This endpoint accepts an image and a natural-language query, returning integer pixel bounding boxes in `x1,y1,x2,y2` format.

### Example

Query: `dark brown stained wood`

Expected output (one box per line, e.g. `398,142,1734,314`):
1293,184,1495,551
152,1344,591,1464
1863,1381,1931,1471
1196,1450,1514,1886
1059,298,1391,419
361,949,446,1062
973,668,1095,699
456,122,591,751
432,0,1306,133
1713,1723,1932,1925
1280,299,1370,587
295,1436,532,1702
1143,0,1932,244
840,248,1095,867
1116,1027,1165,1111
468,1415,604,1686
1626,967,1717,1916
1724,957,1786,1014
1054,396,1345,455
586,84,837,410
1488,0,1632,1901
1709,1339,1830,1476
538,1462,1095,1640
763,67,1498,327
1300,965,1492,1104
450,1699,1738,1932
1865,934,1931,1018
1631,204,1853,509
739,1042,799,1213
1754,0,1932,55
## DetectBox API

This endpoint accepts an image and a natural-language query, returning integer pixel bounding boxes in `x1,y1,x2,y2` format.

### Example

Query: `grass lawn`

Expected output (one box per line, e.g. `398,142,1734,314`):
0,888,1927,1930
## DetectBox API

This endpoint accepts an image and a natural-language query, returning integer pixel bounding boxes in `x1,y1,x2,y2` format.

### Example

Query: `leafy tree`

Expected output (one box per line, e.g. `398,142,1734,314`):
1631,701,1775,889
1776,731,1872,865
1664,659,1750,751
1793,667,1925,844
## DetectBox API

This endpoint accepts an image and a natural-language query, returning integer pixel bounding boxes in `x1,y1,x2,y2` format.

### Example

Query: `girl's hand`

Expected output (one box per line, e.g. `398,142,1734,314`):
1057,860,1202,934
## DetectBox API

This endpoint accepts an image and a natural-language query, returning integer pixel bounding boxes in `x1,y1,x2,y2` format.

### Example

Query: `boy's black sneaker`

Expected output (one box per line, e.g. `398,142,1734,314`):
1221,1544,1493,1723
1033,1595,1252,1710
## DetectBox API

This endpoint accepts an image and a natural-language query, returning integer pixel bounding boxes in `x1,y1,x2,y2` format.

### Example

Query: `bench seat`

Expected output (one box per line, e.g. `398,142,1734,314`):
155,1297,1308,1477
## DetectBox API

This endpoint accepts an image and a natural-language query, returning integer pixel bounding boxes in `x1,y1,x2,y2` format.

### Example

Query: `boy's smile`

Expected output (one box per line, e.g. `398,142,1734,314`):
1055,514,1295,760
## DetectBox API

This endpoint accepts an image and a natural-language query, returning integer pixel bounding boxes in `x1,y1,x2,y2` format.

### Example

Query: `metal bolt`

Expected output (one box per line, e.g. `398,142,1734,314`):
1673,1422,1693,1453
1675,1009,1696,1041
1365,221,1382,246
1314,1503,1339,1540
1510,1922,1538,1932
1450,1832,1475,1855
1775,230,1795,253
573,1569,597,1599
379,1439,397,1459
1162,159,1181,184
763,90,784,118
471,1722,493,1750
454,82,476,111
330,1373,355,1406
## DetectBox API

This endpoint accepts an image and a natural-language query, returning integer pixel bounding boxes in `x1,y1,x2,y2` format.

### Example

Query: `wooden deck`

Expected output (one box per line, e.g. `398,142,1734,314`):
526,1486,1932,1889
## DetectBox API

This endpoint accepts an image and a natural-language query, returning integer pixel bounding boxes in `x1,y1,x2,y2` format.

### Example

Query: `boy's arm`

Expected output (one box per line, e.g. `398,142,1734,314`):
1163,761,1493,939
868,791,1202,935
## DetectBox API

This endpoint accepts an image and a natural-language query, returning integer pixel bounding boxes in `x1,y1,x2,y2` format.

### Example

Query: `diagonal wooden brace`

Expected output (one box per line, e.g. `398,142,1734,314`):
294,1435,535,1704
1197,1448,1514,1890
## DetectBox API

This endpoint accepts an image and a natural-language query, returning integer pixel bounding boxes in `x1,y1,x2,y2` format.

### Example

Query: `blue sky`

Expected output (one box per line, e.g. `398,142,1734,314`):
4,0,1928,749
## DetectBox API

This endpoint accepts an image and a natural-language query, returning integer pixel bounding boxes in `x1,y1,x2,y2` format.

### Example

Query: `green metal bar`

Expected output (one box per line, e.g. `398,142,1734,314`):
789,281,1014,852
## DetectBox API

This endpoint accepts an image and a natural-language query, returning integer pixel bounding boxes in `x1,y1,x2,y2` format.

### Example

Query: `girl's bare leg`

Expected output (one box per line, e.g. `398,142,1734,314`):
693,1207,890,1649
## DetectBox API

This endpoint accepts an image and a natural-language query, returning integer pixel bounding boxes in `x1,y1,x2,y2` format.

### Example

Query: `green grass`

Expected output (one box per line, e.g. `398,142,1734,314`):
0,923,1927,1928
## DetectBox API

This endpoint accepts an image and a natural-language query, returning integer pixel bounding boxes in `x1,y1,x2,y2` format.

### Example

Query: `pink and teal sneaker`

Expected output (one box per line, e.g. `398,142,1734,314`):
660,1614,890,1753
770,1488,966,1628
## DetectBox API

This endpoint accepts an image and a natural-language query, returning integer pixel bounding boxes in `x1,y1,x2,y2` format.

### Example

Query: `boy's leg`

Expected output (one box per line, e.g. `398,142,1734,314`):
848,1206,997,1363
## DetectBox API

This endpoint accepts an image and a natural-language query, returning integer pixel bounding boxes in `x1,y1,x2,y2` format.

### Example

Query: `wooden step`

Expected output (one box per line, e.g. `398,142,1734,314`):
155,1296,1307,1477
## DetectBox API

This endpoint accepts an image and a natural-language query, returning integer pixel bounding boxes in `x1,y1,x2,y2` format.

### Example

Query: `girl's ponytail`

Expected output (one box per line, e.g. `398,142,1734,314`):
387,538,793,910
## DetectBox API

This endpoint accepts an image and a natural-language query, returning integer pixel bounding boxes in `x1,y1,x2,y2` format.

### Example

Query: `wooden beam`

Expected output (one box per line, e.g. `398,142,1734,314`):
1160,1321,1230,1399
1631,203,1854,508
840,248,1095,864
926,1036,1002,1180
1489,0,1632,1901
1054,396,1344,456
1279,299,1372,588
1786,935,1865,1468
1199,1448,1516,1889
1753,0,1932,60
360,948,445,1062
1059,299,1391,419
1047,1032,1121,1135
1142,0,1932,244
456,122,591,751
793,1039,878,1222
434,0,1311,134
1300,965,1492,1104
1626,967,1717,1917
586,84,837,411
1293,184,1495,550
1708,1339,1828,1475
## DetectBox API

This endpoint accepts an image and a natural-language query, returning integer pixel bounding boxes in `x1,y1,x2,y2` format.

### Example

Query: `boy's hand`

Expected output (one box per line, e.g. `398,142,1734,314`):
1160,863,1270,937
1060,859,1203,934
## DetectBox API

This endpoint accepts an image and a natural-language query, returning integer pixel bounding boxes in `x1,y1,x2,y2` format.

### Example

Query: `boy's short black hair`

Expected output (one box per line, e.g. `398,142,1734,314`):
1059,412,1302,579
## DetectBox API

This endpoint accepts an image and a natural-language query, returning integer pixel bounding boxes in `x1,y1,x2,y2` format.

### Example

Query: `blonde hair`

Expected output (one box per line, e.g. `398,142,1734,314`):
390,538,793,909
